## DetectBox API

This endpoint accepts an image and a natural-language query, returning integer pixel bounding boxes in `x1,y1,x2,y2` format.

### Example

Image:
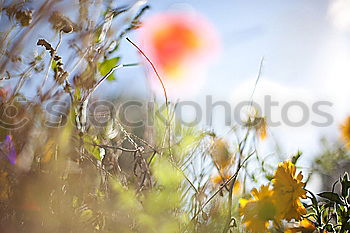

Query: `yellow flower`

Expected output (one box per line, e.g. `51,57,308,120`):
340,116,350,148
239,185,276,233
210,138,232,169
211,173,231,185
255,117,267,140
284,219,316,233
272,161,307,221
211,174,241,193
245,114,268,140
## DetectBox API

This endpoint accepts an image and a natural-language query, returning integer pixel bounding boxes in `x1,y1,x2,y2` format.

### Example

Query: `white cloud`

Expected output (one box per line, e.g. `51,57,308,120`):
231,79,318,129
231,78,334,159
328,0,350,31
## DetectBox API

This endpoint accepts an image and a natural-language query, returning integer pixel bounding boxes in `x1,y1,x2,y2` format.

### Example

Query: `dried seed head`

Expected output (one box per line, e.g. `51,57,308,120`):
15,9,33,26
5,4,33,26
49,11,74,33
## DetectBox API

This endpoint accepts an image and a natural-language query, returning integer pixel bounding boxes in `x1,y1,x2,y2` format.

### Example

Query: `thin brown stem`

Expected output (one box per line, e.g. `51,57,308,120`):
126,37,168,106
188,151,254,228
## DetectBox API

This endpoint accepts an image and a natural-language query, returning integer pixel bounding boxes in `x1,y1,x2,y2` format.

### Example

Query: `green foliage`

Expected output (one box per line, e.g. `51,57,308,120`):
341,172,350,199
306,173,350,232
83,135,102,160
98,57,120,81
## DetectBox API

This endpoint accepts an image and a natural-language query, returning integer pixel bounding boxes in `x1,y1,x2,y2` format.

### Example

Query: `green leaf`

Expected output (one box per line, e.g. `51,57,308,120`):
324,224,335,232
309,192,319,209
98,57,120,81
318,192,344,205
291,151,302,164
83,135,101,160
265,174,274,181
80,209,93,222
51,60,57,71
341,172,350,199
323,202,334,209
344,220,350,230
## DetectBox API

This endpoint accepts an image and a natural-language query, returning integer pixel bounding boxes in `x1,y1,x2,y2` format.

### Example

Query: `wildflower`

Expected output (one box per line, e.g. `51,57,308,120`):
239,185,276,233
0,136,16,164
284,219,316,233
138,11,219,96
211,174,241,192
272,161,307,221
42,139,56,163
242,105,268,141
211,173,231,185
245,113,267,140
340,116,350,148
256,117,267,140
210,138,232,169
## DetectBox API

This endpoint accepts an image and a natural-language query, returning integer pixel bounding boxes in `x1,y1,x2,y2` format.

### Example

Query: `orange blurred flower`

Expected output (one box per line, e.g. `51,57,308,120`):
340,116,350,148
246,109,268,141
42,139,56,163
211,174,241,193
138,11,219,96
210,138,232,169
211,173,230,185
255,117,267,140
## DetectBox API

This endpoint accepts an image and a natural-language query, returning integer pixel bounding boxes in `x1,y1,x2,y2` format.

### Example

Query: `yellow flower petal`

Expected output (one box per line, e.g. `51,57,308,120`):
239,185,276,233
272,161,307,221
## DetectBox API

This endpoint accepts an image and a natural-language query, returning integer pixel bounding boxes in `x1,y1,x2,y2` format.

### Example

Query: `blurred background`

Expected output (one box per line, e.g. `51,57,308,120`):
112,0,350,166
2,1,350,232
2,0,350,192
